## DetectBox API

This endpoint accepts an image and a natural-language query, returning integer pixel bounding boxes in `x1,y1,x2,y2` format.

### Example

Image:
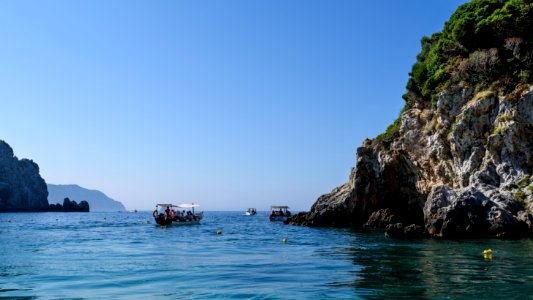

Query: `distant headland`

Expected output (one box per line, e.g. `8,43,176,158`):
0,140,124,213
47,184,126,212
289,0,533,238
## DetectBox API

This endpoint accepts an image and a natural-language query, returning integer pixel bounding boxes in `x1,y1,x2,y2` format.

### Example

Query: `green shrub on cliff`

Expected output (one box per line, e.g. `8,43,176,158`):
376,0,533,145
515,190,526,207
404,0,533,107
518,176,531,188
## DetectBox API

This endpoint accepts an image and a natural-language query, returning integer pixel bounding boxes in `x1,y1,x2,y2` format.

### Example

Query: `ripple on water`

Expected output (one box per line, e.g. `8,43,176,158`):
1,212,533,299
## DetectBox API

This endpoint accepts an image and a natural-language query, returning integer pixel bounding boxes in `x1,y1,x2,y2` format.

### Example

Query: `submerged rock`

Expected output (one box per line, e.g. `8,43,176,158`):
385,223,425,239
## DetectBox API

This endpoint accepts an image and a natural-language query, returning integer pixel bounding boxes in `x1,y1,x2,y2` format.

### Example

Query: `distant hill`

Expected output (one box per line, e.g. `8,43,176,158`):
47,184,126,212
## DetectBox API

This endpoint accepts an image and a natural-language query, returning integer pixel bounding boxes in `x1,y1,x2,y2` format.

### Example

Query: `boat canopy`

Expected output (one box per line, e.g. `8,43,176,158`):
178,204,199,208
156,203,199,208
156,204,180,208
271,206,289,209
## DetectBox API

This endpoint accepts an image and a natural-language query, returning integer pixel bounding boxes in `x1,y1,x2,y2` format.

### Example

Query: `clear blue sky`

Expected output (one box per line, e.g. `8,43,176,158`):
0,0,468,211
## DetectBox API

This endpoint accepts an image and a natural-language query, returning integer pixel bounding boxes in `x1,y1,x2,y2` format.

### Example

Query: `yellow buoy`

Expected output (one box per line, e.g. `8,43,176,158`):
216,230,222,235
282,238,288,243
483,249,493,260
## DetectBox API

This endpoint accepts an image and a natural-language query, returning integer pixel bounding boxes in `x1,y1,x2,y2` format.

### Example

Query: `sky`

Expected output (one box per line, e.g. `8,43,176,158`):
0,0,469,211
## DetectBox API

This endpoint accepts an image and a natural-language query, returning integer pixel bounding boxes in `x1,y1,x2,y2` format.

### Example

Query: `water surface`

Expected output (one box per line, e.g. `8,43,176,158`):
1,212,532,299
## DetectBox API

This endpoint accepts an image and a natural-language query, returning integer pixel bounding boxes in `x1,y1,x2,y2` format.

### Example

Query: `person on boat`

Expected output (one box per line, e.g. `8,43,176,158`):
186,210,193,221
176,210,184,222
165,206,172,218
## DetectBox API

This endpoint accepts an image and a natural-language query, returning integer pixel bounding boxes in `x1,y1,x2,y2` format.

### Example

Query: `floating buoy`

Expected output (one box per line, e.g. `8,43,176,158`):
483,249,493,260
216,230,222,235
282,238,288,243
147,220,151,224
159,225,166,229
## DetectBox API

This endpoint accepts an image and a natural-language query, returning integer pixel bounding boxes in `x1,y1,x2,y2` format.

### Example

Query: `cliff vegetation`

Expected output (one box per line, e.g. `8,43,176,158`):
378,0,533,144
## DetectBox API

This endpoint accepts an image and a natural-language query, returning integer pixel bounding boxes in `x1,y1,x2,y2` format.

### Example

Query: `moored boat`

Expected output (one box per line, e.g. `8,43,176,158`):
245,208,257,216
153,203,203,226
269,205,291,221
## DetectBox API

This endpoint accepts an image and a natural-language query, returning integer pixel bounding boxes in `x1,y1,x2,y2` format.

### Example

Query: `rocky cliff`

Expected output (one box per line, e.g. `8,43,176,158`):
0,140,49,212
289,0,533,238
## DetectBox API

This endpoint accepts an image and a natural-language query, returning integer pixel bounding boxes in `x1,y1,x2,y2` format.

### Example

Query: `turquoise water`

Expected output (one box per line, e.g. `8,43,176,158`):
1,212,532,299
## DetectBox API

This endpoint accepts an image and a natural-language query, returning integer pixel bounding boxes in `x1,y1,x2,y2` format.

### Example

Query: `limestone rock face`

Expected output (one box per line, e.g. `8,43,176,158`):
0,140,48,212
289,86,533,238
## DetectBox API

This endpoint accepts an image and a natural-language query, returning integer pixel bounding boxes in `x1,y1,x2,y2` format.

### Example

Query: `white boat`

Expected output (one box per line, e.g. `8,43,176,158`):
245,208,257,216
153,203,203,226
269,205,291,222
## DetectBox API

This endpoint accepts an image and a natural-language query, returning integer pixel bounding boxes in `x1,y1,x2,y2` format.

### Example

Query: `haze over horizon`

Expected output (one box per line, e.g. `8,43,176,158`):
1,0,468,211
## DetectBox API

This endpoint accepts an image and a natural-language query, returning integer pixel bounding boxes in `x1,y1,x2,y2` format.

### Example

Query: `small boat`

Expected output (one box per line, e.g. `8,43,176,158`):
152,203,203,226
245,208,257,216
269,205,291,222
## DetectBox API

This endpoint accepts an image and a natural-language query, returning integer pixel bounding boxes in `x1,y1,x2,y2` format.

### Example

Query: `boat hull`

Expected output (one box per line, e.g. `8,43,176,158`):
269,215,288,222
168,220,200,226
154,217,201,226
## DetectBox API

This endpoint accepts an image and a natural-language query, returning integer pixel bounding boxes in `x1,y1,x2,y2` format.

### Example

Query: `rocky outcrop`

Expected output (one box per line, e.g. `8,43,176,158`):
290,144,425,229
0,140,49,212
289,86,533,238
48,197,90,212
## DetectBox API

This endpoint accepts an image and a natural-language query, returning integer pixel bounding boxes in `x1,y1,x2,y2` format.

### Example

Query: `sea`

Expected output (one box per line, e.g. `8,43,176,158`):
1,211,533,299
